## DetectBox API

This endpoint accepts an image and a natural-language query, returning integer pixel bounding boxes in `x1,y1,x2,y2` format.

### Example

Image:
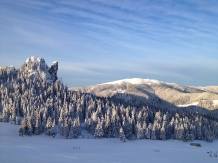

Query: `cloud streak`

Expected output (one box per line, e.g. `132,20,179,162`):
0,0,217,86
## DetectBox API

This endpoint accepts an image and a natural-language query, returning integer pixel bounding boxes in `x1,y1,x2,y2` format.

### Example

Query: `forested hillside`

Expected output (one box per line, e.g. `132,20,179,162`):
0,57,218,142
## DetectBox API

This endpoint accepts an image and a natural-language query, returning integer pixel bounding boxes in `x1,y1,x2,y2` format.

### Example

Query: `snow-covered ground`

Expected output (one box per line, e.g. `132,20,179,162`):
0,123,218,163
213,100,218,106
178,102,199,107
178,100,218,107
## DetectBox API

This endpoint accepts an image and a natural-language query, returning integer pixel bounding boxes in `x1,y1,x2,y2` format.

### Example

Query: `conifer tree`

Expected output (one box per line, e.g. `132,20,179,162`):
119,127,126,142
160,125,166,140
94,121,104,138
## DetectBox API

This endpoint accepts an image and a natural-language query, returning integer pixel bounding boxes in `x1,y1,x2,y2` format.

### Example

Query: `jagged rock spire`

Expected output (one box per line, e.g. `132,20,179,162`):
0,56,58,84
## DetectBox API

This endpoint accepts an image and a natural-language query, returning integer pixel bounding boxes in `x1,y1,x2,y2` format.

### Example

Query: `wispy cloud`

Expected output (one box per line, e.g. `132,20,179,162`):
0,0,218,86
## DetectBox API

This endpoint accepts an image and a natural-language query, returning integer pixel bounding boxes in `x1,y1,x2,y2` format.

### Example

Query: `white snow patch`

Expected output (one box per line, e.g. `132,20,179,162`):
178,100,218,107
178,102,199,107
113,89,125,94
212,100,218,106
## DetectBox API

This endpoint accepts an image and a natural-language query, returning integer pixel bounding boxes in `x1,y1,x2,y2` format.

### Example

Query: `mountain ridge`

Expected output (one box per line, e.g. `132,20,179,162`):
70,78,218,110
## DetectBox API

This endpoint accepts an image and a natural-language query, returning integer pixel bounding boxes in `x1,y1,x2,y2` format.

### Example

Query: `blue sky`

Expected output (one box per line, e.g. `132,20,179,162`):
0,0,218,87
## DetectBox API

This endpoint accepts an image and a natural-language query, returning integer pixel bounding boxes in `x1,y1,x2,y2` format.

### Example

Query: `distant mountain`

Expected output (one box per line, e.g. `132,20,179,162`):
70,78,218,110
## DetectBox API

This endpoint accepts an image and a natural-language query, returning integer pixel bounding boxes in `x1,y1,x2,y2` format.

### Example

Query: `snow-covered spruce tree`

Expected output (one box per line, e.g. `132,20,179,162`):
27,116,33,136
142,121,147,139
94,120,104,138
19,117,32,136
145,123,152,139
72,117,81,138
160,124,166,140
45,117,53,135
104,115,112,138
151,123,156,140
119,127,126,142
176,123,184,140
182,122,190,142
123,117,134,140
15,116,21,125
34,117,41,135
189,124,195,142
89,112,98,134
68,121,74,139
19,118,26,136
63,118,70,139
136,122,144,140
110,109,119,138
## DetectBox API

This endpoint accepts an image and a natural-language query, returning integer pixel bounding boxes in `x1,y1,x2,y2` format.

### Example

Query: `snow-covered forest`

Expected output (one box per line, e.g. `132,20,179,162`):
0,57,218,142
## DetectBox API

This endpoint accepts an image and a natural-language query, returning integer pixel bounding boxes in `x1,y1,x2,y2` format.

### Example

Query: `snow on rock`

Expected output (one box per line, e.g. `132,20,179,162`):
48,61,58,81
0,56,58,83
19,56,58,82
23,56,46,71
26,56,42,63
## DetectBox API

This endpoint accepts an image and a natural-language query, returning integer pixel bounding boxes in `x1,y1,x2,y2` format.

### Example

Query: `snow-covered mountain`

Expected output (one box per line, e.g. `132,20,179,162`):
71,78,218,110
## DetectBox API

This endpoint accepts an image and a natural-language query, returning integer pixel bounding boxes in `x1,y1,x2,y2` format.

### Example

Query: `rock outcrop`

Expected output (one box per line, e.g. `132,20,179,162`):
48,61,58,81
0,56,58,84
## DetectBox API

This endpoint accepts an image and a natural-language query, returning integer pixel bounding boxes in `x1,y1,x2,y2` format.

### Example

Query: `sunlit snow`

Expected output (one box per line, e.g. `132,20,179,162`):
178,100,218,107
1,123,217,163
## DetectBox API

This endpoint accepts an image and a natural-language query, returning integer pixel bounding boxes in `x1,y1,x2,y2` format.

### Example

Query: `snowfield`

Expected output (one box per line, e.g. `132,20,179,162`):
178,100,218,107
0,123,218,163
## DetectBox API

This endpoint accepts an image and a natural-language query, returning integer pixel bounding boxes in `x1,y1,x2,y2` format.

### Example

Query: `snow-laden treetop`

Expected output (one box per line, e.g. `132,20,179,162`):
101,78,175,85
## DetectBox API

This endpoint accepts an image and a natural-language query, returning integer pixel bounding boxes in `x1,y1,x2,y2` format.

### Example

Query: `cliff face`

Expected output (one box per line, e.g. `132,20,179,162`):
48,61,58,81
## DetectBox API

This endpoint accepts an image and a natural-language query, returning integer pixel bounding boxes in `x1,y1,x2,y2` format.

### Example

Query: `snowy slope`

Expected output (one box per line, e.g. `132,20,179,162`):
1,122,218,163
